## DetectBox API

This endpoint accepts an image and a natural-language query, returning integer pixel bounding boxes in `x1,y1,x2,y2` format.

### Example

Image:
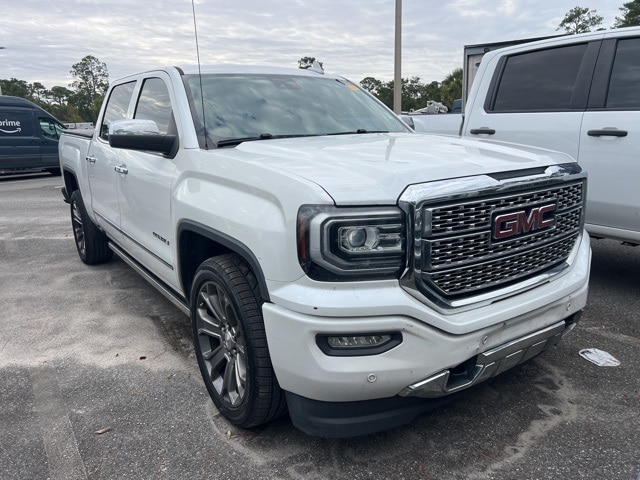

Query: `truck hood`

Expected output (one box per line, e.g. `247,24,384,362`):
234,132,573,205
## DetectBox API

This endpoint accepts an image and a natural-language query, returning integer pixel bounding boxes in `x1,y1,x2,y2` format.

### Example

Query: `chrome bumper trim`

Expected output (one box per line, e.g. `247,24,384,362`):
399,316,578,399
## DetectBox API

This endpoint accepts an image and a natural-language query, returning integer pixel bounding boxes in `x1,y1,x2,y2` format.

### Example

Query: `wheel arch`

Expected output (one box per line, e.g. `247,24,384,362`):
177,220,270,304
62,168,80,201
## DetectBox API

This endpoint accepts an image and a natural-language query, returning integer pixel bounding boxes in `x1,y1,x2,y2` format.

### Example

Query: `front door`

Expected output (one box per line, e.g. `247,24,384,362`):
117,76,179,288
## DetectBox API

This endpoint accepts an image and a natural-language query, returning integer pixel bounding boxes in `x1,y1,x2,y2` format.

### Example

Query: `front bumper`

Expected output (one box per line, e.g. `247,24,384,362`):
283,313,579,438
262,233,590,436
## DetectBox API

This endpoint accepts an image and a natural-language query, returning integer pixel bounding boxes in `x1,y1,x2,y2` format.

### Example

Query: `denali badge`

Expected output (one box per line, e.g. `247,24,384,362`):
493,204,557,240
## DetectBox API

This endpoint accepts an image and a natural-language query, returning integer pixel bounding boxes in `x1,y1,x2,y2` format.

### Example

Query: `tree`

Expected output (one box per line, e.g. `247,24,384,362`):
298,56,323,69
440,68,463,110
47,86,82,122
1,56,109,123
69,55,109,122
557,6,603,34
29,82,47,103
0,78,30,99
613,0,640,27
49,86,74,106
360,76,440,111
360,77,384,96
47,102,83,123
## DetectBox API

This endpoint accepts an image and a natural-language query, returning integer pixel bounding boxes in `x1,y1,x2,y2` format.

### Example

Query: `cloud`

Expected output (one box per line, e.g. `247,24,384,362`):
0,0,623,90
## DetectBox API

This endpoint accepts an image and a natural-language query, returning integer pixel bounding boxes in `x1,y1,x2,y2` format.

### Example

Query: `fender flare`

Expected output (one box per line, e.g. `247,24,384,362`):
176,220,271,303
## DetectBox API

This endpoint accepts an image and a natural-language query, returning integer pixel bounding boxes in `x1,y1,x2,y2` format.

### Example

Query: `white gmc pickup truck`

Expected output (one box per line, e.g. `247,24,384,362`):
412,26,640,245
59,65,591,437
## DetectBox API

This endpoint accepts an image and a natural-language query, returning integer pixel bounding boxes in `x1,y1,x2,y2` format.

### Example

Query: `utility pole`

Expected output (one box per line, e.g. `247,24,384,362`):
393,0,402,114
0,47,5,95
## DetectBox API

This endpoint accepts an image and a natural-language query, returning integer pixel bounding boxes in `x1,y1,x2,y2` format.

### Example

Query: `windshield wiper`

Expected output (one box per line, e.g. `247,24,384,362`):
326,129,390,135
216,134,273,148
216,133,318,148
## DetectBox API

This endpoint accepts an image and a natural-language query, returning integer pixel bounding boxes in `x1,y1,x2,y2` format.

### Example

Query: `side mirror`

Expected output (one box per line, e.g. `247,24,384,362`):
108,119,177,156
399,114,415,131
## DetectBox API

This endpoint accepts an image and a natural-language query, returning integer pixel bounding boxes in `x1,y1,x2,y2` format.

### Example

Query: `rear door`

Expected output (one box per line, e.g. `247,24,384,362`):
0,108,40,169
463,41,601,159
87,81,136,240
580,35,640,240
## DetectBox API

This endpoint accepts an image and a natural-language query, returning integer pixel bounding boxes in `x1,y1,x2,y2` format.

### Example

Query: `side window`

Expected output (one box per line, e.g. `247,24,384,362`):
606,38,640,109
491,44,588,112
39,118,60,139
100,81,136,140
134,77,174,135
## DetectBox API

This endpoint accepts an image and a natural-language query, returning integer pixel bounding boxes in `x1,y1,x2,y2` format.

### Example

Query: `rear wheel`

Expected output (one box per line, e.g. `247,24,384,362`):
191,253,285,428
70,190,112,264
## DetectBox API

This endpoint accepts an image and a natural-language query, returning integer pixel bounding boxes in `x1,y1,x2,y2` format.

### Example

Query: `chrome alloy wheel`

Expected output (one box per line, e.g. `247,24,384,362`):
195,280,248,408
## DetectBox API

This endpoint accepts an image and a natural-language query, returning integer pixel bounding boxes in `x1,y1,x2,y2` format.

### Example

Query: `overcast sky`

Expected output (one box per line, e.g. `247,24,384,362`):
0,1,624,89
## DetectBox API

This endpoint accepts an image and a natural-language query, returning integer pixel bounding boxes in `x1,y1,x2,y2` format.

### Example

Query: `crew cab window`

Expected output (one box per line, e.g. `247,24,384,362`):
606,38,640,109
100,81,136,140
491,44,588,112
134,77,174,135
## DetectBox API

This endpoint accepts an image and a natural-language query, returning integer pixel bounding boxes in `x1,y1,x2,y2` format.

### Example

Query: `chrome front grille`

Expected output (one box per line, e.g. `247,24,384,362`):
428,235,577,295
427,203,582,270
400,170,586,307
427,182,583,236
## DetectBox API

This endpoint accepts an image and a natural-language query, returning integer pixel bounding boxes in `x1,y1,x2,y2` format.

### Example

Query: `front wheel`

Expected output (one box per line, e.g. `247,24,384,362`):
191,254,285,428
70,190,112,265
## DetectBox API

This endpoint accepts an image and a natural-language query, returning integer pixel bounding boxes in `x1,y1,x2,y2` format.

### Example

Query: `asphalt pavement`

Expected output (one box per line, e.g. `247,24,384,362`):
1,173,639,480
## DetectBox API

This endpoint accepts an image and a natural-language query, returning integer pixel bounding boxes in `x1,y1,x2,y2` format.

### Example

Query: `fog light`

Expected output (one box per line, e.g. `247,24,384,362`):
327,334,391,349
317,332,402,356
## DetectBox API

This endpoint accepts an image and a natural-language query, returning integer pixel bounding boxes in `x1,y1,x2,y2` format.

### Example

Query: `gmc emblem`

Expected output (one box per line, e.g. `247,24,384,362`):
493,204,557,240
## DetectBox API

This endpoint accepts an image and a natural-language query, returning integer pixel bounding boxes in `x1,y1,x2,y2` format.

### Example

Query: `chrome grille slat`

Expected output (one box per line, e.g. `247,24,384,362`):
413,180,584,301
427,209,582,269
427,183,583,237
424,235,577,296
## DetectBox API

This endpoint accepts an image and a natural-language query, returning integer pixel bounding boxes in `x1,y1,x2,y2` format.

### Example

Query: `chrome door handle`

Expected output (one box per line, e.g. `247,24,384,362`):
86,155,97,163
114,165,128,174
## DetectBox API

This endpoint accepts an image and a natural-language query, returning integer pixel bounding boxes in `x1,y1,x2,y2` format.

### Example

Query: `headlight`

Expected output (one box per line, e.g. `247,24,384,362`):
297,205,407,281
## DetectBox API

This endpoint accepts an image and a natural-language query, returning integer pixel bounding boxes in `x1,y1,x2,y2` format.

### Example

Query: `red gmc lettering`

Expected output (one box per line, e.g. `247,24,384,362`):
494,204,557,240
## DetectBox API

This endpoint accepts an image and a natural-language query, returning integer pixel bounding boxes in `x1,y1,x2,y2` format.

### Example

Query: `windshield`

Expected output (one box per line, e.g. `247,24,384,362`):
183,73,408,147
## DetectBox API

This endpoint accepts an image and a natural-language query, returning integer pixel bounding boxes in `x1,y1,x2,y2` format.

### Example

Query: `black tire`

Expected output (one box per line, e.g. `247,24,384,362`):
47,168,61,176
69,190,113,265
191,253,286,428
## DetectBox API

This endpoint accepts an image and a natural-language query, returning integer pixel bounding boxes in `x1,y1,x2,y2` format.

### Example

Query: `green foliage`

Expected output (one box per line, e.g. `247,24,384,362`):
613,0,640,27
360,76,439,111
557,6,603,34
360,69,462,112
69,55,109,123
1,55,108,123
440,68,463,110
0,78,30,98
